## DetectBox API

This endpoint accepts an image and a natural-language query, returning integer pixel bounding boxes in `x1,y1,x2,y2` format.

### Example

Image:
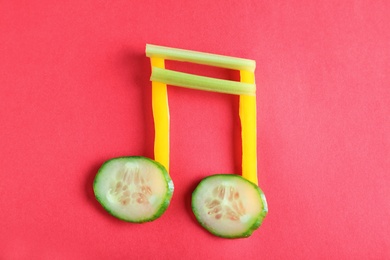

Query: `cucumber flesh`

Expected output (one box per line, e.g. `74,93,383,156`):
192,174,267,238
93,156,174,222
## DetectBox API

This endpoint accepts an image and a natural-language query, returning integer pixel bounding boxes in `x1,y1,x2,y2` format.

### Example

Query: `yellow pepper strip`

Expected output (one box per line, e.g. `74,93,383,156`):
239,70,258,185
151,57,170,172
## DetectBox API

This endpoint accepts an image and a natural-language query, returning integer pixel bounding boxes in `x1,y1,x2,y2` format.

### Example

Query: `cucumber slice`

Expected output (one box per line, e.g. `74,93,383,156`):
192,174,267,238
93,156,174,223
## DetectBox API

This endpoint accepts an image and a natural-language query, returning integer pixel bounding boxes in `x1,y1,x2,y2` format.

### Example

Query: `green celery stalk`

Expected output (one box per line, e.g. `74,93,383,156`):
146,44,256,72
150,67,256,96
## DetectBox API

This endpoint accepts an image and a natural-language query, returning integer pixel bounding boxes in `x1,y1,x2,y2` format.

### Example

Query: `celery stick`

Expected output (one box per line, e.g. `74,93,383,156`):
150,67,256,96
146,44,256,72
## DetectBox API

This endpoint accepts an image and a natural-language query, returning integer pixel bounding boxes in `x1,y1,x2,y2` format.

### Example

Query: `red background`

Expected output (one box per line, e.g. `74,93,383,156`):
1,1,389,259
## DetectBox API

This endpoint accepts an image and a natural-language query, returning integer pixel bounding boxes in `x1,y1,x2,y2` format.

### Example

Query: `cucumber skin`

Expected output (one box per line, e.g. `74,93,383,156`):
192,174,268,239
93,156,174,223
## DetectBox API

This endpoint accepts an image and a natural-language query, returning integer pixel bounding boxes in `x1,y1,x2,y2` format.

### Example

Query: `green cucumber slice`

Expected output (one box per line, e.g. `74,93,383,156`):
93,156,174,223
192,174,267,238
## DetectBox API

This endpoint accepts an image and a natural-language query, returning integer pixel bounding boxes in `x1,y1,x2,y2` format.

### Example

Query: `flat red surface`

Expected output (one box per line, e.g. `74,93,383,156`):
1,1,389,259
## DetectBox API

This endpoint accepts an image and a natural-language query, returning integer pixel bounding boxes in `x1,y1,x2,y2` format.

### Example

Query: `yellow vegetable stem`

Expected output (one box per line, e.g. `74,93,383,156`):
239,70,258,185
151,57,170,172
